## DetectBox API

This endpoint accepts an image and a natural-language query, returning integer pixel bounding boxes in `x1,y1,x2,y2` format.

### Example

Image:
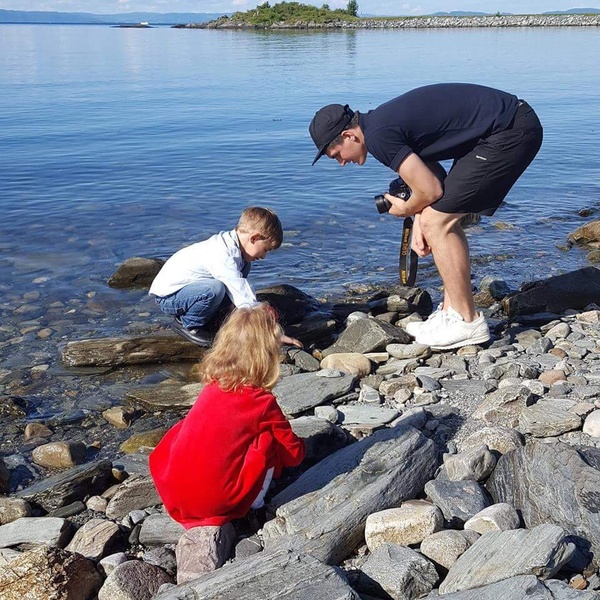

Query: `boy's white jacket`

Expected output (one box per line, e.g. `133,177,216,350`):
149,229,257,307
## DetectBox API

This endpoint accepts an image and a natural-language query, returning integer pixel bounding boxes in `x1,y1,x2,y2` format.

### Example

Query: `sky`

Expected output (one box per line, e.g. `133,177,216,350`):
1,0,599,16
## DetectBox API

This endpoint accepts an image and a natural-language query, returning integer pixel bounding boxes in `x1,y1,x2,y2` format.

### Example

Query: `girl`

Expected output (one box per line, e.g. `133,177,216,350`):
149,303,305,528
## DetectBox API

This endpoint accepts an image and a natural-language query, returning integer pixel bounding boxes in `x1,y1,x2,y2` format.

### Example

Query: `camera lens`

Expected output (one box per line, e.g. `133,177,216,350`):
373,194,391,214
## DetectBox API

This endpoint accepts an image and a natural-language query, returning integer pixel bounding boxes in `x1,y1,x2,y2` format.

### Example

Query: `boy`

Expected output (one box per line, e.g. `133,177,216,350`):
150,207,301,348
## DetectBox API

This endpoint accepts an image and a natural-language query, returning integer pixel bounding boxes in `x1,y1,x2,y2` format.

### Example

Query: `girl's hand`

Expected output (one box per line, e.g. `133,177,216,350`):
281,334,303,348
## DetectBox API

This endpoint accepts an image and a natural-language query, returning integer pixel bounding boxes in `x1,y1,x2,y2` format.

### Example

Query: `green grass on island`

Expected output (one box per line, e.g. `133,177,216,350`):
220,1,360,25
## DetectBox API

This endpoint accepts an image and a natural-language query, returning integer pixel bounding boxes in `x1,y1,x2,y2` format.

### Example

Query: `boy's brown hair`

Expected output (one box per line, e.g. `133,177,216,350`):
236,207,283,249
200,303,283,391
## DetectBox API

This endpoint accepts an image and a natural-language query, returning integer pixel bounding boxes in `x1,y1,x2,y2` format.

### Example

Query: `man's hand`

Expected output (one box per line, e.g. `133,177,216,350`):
281,334,303,348
411,214,431,257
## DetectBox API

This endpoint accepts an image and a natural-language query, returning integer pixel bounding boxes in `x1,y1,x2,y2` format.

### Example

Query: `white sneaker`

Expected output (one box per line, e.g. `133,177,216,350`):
405,303,444,338
416,307,490,350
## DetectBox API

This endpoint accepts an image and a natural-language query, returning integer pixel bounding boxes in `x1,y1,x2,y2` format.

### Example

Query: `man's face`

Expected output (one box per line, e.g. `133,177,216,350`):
243,236,273,261
326,134,367,166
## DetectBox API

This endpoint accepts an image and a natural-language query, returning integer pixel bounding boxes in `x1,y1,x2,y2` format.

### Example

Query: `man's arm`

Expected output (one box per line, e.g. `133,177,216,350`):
385,153,444,217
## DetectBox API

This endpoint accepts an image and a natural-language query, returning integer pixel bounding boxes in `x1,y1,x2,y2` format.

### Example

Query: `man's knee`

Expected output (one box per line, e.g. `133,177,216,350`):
204,280,227,304
419,208,461,239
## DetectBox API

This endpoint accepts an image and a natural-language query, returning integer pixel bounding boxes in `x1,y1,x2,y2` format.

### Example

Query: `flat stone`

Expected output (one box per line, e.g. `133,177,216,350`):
273,371,356,417
61,334,206,367
458,426,525,455
65,518,121,560
119,428,167,454
472,385,535,427
153,550,361,600
139,513,186,546
16,460,113,512
327,318,411,355
102,406,135,429
107,257,165,289
386,343,432,360
519,403,582,437
440,524,574,594
0,517,71,549
105,475,162,519
337,405,399,427
125,383,203,412
289,416,349,462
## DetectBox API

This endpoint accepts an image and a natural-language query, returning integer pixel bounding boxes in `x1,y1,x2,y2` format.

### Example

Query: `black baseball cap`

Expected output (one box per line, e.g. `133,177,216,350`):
309,103,355,165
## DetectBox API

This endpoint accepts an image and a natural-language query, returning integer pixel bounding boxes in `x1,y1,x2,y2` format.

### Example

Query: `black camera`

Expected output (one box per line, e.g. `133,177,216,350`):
373,178,412,213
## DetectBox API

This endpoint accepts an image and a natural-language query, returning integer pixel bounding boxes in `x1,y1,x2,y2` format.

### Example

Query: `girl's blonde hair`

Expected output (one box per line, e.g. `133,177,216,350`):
200,303,283,391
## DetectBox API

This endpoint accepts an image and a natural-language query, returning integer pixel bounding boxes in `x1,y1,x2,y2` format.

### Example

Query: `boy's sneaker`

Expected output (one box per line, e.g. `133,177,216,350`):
405,303,444,338
416,307,490,350
171,318,213,347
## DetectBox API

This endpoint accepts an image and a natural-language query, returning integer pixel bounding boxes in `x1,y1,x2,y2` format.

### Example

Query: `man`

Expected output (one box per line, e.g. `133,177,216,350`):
309,83,543,350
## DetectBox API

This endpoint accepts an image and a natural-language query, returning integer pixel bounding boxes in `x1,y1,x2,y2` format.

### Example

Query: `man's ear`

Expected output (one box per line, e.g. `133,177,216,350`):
341,129,355,141
249,233,263,244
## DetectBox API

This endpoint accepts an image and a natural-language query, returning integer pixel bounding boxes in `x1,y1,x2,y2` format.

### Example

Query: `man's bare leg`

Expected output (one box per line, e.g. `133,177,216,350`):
418,206,477,322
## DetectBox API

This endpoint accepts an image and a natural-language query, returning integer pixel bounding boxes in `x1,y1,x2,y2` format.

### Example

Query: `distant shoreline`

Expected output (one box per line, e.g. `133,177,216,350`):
183,13,600,30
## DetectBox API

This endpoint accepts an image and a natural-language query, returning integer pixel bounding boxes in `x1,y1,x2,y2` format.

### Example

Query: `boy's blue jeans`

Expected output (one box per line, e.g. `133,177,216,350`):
154,280,227,329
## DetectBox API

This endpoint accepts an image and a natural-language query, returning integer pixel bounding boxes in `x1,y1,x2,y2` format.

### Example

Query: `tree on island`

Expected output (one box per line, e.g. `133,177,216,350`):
223,1,359,25
346,0,358,17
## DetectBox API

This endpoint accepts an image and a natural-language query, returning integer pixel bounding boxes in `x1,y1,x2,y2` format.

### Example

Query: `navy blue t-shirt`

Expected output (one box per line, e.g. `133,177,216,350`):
359,83,519,172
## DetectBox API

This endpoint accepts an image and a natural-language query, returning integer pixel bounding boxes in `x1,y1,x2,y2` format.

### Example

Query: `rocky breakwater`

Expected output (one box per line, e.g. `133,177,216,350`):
179,13,600,30
2,249,600,597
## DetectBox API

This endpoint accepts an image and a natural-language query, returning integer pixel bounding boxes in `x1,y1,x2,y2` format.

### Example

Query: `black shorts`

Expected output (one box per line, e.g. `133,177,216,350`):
432,100,543,216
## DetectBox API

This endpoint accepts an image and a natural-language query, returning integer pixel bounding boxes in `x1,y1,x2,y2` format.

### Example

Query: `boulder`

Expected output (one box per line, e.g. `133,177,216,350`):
16,460,113,512
472,385,535,428
153,550,360,600
65,518,121,560
325,318,411,355
61,334,205,367
0,517,71,549
31,441,87,469
0,499,31,526
107,257,165,289
487,438,600,559
463,503,521,534
502,267,600,317
105,475,162,519
256,284,324,325
518,403,582,437
424,479,490,527
263,425,437,564
98,559,173,600
138,513,186,546
320,353,372,377
0,545,102,600
420,530,480,571
289,416,349,463
273,371,356,417
440,524,574,594
125,383,203,411
568,220,600,248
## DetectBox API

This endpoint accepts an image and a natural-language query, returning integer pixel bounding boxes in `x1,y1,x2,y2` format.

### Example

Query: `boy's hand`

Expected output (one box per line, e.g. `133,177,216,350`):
281,335,303,349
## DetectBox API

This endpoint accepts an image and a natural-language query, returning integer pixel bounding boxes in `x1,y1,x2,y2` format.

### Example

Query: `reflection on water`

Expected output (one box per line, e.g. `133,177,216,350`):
0,25,599,309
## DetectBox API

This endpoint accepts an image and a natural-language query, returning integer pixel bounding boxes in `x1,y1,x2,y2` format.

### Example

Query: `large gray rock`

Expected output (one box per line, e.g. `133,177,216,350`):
138,513,186,546
502,267,600,317
0,517,71,549
256,284,324,325
326,318,411,355
518,402,582,437
105,475,162,519
439,524,574,594
273,371,356,417
61,334,206,367
472,385,535,427
16,460,113,512
427,575,599,599
420,530,480,571
487,438,600,559
65,518,121,560
153,550,360,600
98,559,173,600
107,257,165,289
424,479,490,527
357,544,438,600
263,425,437,564
458,426,525,455
0,545,102,600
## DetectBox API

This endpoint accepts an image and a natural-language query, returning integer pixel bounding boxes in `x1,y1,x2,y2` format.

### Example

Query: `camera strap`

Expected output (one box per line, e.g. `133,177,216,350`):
398,217,418,286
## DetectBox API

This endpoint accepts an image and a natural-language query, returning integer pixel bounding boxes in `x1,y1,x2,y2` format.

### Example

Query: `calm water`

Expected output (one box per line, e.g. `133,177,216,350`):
1,24,600,315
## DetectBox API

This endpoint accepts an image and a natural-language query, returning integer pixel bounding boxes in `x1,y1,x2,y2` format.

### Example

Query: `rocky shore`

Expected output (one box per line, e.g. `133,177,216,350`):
1,220,600,599
179,13,600,30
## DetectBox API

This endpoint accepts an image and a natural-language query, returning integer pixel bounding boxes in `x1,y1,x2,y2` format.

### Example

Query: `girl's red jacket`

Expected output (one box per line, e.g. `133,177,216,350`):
149,382,305,528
